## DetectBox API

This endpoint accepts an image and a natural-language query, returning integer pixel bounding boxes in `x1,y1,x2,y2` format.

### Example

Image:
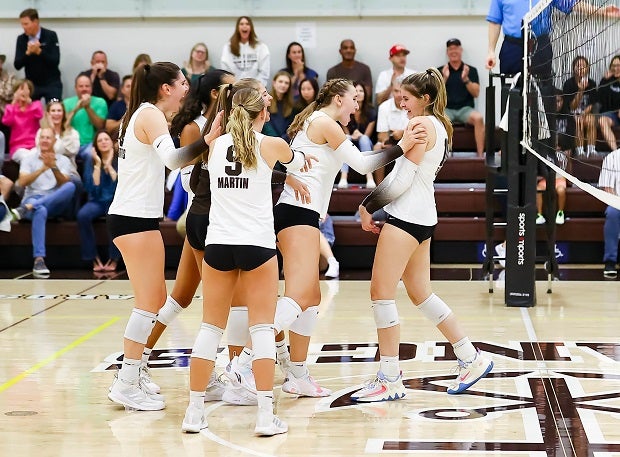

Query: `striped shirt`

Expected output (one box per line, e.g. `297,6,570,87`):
598,150,620,196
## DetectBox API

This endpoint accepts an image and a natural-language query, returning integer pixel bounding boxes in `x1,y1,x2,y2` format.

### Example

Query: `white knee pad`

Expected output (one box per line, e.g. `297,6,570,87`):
156,296,184,326
124,308,157,344
249,324,276,361
227,306,249,346
372,299,400,329
273,296,302,333
191,323,224,361
417,293,452,326
289,305,319,337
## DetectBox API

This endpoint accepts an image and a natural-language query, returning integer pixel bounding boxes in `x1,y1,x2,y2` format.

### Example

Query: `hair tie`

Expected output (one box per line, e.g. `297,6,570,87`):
426,69,433,76
228,83,233,91
143,64,151,73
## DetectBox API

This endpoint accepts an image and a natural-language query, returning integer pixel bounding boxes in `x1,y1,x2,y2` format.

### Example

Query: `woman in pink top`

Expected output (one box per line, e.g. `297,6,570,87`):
2,79,43,162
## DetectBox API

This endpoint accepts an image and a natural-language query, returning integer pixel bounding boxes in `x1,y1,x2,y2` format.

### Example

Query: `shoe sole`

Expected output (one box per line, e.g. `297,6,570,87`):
107,391,165,411
254,426,288,436
604,272,617,278
351,391,405,403
447,360,494,395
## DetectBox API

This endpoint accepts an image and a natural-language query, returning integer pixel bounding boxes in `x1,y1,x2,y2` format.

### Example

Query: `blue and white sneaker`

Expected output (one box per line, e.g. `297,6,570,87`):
350,371,405,402
447,349,493,394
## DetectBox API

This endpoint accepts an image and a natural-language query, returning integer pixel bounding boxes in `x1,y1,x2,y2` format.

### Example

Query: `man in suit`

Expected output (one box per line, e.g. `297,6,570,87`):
14,8,62,101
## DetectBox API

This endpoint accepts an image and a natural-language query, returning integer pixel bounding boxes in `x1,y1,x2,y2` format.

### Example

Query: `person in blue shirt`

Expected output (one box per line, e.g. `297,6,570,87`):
280,42,318,101
486,0,620,76
77,129,120,271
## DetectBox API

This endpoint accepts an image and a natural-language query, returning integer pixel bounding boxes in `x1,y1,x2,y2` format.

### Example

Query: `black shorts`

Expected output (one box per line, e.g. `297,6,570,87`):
107,214,160,240
273,203,320,236
385,214,435,244
204,244,276,271
186,211,210,251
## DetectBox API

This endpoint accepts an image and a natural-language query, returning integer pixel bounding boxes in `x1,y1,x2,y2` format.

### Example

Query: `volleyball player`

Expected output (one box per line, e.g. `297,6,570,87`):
351,69,493,402
227,78,423,399
106,62,223,411
136,70,234,400
181,87,312,436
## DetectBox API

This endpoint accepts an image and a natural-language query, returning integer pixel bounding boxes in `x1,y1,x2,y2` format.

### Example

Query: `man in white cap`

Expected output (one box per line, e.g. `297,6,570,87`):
375,44,416,105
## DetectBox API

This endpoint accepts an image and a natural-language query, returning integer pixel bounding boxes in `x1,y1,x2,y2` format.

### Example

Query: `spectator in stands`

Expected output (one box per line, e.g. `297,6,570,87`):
14,8,62,102
182,42,213,86
440,38,484,157
0,175,11,232
375,44,415,106
133,53,152,72
0,174,12,201
373,76,408,183
220,16,270,87
598,55,620,152
263,71,297,141
0,53,16,121
536,174,567,225
563,55,598,157
294,77,319,112
77,130,119,272
64,74,108,162
280,42,318,101
11,127,76,276
2,79,44,163
105,74,131,140
79,51,120,107
326,39,373,97
319,214,339,279
338,81,377,188
599,148,620,278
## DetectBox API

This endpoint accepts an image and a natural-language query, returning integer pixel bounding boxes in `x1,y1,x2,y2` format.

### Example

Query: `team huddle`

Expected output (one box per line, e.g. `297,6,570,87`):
106,61,493,437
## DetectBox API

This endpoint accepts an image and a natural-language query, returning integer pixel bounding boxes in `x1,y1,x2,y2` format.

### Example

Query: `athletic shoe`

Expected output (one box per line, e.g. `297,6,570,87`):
108,377,165,411
254,410,288,436
536,213,546,225
140,364,161,394
555,211,565,225
494,243,506,268
109,373,164,401
604,261,617,278
447,349,493,395
32,257,50,275
350,371,406,402
224,356,256,393
325,259,340,278
204,373,228,401
181,404,208,433
282,371,332,397
11,207,25,221
337,178,348,189
221,385,257,406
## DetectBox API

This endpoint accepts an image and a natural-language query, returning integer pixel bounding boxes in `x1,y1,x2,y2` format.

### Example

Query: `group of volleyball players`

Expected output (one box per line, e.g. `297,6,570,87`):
106,60,493,437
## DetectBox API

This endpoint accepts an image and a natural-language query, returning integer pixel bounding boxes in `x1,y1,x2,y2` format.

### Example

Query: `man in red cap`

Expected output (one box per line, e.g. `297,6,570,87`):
375,44,416,105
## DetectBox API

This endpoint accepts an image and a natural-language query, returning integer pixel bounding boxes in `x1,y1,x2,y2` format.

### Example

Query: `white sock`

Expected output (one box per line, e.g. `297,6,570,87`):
238,347,253,367
452,337,477,363
576,146,584,155
327,256,338,266
379,355,400,380
189,390,205,408
289,361,308,378
141,347,152,365
275,340,289,362
118,357,141,384
587,144,596,154
257,390,274,413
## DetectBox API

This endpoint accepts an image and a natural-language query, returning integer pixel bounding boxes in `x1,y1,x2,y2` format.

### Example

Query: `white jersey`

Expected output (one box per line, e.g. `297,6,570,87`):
277,111,343,218
205,131,275,249
108,103,165,218
384,116,449,226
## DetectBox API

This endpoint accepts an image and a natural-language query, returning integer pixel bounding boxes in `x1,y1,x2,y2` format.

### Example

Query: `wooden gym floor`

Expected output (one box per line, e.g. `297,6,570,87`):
0,271,619,456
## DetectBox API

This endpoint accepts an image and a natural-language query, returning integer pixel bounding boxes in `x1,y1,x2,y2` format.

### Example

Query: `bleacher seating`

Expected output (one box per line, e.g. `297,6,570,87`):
0,149,612,270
